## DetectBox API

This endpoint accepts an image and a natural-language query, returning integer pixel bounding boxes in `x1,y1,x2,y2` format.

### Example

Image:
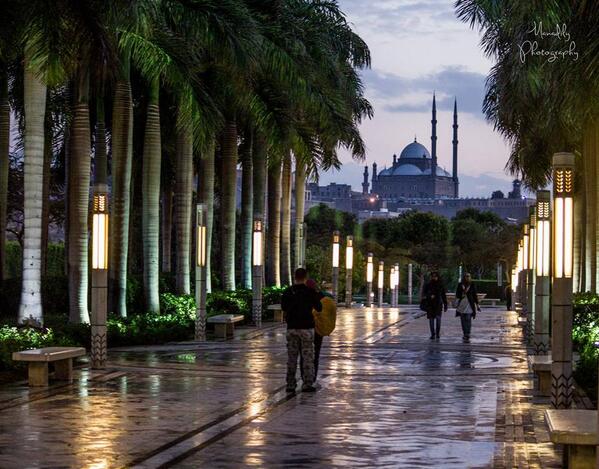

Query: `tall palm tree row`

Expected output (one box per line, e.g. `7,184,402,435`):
456,0,599,292
1,0,372,325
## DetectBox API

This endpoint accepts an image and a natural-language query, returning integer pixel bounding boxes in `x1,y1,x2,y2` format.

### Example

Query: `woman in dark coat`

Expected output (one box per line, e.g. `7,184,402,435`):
422,272,448,339
455,272,481,342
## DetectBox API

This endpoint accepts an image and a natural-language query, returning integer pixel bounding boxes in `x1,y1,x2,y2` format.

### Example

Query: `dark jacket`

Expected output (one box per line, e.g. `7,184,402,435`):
422,280,447,319
281,283,323,329
455,282,479,317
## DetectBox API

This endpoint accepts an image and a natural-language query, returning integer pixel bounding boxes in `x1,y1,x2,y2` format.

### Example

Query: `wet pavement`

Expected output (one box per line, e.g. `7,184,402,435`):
0,305,562,468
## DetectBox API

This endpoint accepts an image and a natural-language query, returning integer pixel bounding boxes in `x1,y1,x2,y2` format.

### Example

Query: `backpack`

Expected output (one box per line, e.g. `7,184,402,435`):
313,296,336,336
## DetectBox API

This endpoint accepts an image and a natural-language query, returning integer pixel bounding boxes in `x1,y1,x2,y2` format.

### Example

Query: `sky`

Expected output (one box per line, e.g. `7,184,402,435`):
319,0,517,198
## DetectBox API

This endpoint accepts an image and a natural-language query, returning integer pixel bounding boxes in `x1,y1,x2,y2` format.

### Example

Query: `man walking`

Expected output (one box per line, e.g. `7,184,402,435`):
282,268,323,392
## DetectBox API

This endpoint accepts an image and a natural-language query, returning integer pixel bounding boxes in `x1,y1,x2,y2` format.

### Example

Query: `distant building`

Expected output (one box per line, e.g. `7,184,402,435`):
367,94,459,200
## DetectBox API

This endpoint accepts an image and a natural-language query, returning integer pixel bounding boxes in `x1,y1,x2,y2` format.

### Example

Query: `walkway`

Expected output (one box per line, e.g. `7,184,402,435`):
0,305,562,468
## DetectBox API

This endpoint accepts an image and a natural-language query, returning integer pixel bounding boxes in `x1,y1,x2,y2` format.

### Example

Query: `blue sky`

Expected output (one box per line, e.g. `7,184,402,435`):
319,0,517,197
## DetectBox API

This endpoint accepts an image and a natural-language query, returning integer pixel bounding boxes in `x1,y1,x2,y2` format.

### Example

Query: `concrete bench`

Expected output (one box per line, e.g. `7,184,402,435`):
480,298,500,307
12,347,86,387
207,314,244,339
267,304,284,322
545,409,597,468
528,355,551,396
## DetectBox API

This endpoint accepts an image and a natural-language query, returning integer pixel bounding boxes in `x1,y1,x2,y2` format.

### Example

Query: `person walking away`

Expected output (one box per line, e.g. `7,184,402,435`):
422,272,447,339
455,272,481,342
282,268,323,392
505,283,512,311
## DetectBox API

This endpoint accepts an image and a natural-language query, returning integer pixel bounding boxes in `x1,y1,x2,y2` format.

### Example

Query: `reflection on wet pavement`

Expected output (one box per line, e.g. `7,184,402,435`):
0,306,562,468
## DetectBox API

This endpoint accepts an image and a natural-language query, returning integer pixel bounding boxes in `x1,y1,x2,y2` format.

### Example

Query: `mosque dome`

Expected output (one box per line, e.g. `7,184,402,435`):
392,164,422,176
399,139,430,159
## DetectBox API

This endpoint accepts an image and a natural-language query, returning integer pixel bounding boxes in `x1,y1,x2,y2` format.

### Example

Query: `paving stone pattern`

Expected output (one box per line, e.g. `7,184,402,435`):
0,305,562,468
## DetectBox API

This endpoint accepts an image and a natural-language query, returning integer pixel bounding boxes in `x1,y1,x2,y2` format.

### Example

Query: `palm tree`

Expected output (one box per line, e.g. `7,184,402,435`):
110,51,134,317
293,158,306,268
266,156,282,286
142,79,161,312
19,50,47,325
239,130,253,289
174,115,193,295
220,117,238,291
280,153,292,285
0,70,9,282
67,70,92,324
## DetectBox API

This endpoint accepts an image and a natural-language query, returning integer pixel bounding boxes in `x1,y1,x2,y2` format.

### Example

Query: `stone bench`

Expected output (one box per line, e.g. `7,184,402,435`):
207,314,245,339
545,409,597,469
528,355,551,396
480,298,500,307
267,304,284,322
12,347,86,387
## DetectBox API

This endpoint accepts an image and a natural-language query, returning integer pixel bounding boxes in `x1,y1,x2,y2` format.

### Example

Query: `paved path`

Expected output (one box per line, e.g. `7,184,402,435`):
0,306,562,468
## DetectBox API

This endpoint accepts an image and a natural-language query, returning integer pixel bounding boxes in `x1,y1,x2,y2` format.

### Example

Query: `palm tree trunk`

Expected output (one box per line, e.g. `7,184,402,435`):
67,70,91,324
161,188,173,273
174,121,193,295
95,90,108,185
252,132,267,219
19,53,47,325
0,70,10,282
293,159,306,269
198,141,215,292
583,123,595,292
280,154,292,285
240,133,253,289
220,118,237,291
266,158,282,286
574,169,584,292
142,81,161,312
109,64,134,317
41,95,52,275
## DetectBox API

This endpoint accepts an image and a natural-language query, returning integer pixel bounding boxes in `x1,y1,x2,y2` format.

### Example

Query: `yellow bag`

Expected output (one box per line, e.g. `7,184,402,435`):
313,296,337,336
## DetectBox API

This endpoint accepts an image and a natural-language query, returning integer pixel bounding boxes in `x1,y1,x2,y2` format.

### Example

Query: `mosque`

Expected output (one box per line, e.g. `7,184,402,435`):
362,94,459,200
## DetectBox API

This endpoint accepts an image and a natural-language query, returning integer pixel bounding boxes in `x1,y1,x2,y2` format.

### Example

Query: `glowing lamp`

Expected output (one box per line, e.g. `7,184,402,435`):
92,190,109,270
528,208,536,272
536,191,551,277
332,231,340,268
252,219,263,267
345,236,353,270
366,253,374,283
552,153,575,278
196,204,207,267
522,224,529,271
378,261,384,289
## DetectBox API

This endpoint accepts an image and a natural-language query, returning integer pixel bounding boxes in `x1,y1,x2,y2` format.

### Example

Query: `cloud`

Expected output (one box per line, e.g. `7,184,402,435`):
364,66,487,115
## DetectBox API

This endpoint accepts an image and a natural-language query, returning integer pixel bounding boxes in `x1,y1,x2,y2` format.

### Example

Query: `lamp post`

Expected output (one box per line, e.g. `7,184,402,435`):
366,253,374,307
388,267,394,306
408,263,413,304
516,239,524,307
378,261,384,306
551,152,575,409
195,204,207,340
497,262,503,287
297,222,306,268
91,185,109,369
252,218,264,327
527,207,537,345
332,231,340,302
345,235,353,308
534,190,551,355
394,263,400,306
301,222,307,268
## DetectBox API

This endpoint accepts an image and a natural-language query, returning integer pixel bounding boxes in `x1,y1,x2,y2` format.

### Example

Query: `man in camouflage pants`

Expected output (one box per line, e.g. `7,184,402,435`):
282,268,323,392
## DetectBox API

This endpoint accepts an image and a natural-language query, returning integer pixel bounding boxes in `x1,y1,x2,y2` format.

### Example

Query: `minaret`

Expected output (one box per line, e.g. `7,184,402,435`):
431,92,437,197
362,165,369,194
452,98,459,198
371,162,377,193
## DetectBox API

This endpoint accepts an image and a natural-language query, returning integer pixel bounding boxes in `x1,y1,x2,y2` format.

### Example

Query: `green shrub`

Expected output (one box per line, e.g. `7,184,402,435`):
572,292,599,402
0,326,73,371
